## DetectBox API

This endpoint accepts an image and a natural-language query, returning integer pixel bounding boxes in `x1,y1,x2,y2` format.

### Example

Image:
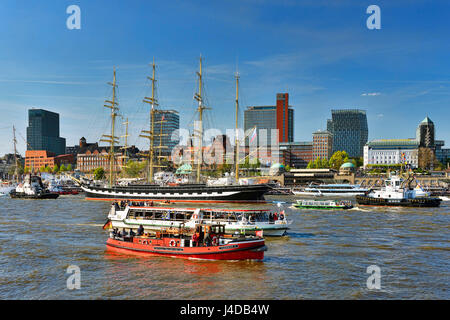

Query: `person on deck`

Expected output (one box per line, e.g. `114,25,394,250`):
137,225,144,236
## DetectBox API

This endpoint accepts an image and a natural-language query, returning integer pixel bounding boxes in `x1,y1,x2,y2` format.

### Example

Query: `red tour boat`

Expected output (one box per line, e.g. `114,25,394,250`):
105,223,267,261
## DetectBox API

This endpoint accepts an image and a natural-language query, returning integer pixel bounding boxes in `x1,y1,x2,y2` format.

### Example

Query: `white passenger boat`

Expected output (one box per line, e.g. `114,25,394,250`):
107,203,291,236
293,183,369,197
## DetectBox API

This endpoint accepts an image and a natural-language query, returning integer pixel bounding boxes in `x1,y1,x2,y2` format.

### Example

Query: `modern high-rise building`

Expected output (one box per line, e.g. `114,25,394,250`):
244,93,294,146
279,141,313,168
312,130,333,161
153,110,180,157
26,109,66,155
416,116,435,148
327,109,368,158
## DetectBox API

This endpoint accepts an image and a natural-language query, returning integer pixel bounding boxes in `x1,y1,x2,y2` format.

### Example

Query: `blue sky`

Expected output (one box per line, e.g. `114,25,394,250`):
0,0,449,155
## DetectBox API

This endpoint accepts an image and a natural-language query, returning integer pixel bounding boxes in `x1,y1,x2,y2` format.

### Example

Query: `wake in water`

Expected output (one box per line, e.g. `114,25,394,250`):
348,207,372,212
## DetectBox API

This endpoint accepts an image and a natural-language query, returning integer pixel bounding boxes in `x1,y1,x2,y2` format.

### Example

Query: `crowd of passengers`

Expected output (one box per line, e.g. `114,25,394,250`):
113,200,285,224
111,224,222,247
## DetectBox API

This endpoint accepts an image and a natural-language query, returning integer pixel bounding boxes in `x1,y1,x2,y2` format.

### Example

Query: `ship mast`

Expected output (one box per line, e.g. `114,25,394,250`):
100,68,119,187
157,113,168,167
13,125,19,182
194,56,206,183
234,72,240,182
120,117,130,165
140,58,158,183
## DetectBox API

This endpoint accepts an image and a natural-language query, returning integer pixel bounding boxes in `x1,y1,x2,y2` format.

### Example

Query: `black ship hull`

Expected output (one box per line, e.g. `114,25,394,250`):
356,195,441,207
9,191,59,199
81,183,270,203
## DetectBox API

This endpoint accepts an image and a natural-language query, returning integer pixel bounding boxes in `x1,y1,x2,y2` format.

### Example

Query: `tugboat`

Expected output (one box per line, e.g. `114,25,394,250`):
356,175,441,207
10,174,59,199
105,223,267,261
294,199,353,210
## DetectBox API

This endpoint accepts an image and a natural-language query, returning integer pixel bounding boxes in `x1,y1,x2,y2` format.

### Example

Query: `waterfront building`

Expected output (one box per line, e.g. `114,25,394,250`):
416,116,435,148
65,137,98,156
27,109,66,155
244,93,294,146
76,147,125,173
312,130,333,161
68,137,140,171
153,110,180,157
327,109,368,158
363,139,419,168
280,141,313,169
435,140,450,165
25,150,74,172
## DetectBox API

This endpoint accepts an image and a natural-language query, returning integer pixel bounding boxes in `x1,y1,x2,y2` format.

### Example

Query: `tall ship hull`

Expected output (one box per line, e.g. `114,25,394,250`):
82,183,270,203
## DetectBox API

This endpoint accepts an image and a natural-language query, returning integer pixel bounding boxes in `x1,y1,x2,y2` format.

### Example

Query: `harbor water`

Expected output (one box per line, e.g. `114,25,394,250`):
0,195,448,299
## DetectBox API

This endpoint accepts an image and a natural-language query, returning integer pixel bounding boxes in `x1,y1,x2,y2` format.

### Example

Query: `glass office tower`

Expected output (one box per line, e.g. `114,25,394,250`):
26,109,66,155
153,110,180,156
327,109,368,158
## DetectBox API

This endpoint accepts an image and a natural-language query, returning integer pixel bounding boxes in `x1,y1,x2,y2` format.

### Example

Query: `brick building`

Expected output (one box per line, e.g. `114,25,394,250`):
25,150,74,172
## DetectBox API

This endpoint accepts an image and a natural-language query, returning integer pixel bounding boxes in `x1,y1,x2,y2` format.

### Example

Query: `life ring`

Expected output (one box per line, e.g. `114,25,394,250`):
211,236,218,246
169,240,176,247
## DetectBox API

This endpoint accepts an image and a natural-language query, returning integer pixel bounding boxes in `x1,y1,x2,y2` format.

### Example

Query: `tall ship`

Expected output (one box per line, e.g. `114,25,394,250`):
293,183,369,197
76,58,270,203
356,175,442,207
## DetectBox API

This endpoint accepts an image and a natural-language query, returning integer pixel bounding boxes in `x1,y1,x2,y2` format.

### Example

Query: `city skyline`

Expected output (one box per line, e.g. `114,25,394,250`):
1,0,449,156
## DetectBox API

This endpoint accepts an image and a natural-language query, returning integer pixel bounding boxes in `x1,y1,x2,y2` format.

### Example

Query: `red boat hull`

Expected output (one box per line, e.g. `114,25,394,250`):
106,237,266,261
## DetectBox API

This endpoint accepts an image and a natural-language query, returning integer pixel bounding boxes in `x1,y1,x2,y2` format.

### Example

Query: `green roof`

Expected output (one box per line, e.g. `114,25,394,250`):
175,164,192,174
367,139,419,147
420,116,434,125
340,162,355,168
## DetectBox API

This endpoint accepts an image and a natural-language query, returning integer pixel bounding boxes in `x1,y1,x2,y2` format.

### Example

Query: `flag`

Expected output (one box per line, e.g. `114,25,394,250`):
102,220,112,230
250,127,257,143
255,230,263,237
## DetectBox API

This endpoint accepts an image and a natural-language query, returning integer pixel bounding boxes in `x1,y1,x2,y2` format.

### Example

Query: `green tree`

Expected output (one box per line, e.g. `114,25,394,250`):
24,166,30,174
123,160,146,178
59,164,67,172
52,165,59,174
93,167,105,180
67,164,73,172
329,151,349,170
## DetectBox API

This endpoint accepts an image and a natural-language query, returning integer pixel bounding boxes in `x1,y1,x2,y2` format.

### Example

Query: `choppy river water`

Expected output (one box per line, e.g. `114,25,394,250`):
0,194,448,299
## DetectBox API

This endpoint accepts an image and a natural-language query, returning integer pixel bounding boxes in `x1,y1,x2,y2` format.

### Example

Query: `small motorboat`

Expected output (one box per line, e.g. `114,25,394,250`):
294,199,353,210
105,223,267,261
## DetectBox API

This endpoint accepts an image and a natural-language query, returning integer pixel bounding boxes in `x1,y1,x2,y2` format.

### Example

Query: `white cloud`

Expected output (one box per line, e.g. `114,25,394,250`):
361,92,381,96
